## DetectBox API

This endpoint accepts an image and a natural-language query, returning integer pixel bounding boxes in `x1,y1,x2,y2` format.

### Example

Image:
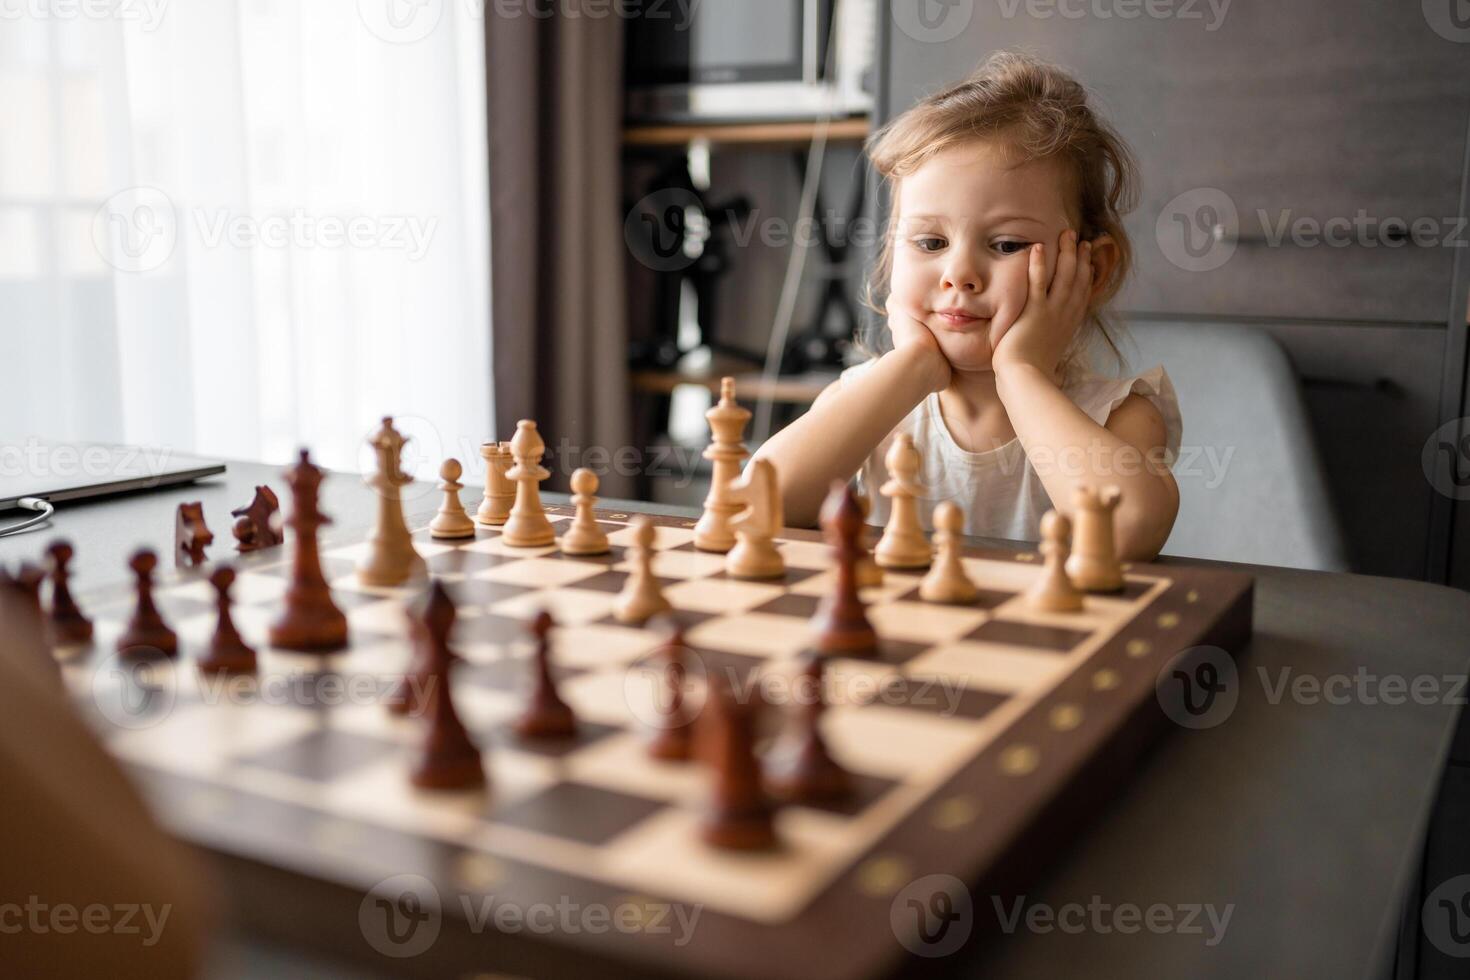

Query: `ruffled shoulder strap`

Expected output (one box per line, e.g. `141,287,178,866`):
1067,365,1184,465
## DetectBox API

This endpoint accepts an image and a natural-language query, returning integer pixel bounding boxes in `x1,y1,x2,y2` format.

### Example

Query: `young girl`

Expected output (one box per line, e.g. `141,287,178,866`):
755,51,1181,561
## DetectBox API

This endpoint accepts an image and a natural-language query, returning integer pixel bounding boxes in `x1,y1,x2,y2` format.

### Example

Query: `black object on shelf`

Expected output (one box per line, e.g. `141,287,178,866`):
624,157,765,371
773,149,868,375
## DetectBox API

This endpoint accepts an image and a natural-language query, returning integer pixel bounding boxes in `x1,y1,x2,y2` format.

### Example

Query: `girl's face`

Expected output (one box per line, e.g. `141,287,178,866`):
889,140,1079,373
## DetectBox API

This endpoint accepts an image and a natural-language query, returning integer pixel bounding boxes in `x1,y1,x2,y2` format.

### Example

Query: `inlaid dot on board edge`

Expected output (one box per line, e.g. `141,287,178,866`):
930,795,980,830
1126,638,1153,658
1049,703,1084,731
999,744,1040,776
1157,611,1181,629
1092,668,1121,691
456,852,507,891
854,855,912,897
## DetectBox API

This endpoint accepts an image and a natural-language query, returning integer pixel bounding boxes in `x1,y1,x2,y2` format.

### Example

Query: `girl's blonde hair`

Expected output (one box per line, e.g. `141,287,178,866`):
861,51,1139,375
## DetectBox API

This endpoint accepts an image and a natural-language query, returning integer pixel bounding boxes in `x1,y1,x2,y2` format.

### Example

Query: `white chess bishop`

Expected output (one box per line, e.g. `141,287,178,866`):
501,420,556,548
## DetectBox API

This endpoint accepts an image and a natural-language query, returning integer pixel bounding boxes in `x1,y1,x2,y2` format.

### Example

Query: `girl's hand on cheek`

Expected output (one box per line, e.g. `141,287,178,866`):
887,294,952,393
992,229,1093,381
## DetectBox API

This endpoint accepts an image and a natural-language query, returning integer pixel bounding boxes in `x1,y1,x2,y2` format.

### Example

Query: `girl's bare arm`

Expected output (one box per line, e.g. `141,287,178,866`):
753,343,944,527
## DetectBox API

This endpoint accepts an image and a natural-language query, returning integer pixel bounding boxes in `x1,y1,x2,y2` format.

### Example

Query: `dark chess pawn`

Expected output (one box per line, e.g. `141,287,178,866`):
117,549,178,659
410,582,485,790
45,540,93,646
513,610,577,739
811,481,878,658
197,566,257,676
174,501,213,567
646,618,695,762
699,675,778,850
764,653,852,803
387,593,436,717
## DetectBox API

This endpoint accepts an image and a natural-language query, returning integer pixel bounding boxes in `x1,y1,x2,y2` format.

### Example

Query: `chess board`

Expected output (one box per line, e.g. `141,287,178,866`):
58,502,1253,980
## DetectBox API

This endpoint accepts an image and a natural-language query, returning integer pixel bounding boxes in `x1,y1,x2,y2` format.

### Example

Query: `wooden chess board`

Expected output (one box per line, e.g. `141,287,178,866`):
57,503,1252,980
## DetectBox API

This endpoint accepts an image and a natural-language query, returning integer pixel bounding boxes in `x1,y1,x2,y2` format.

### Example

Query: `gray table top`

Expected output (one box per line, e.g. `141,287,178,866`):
4,459,1468,979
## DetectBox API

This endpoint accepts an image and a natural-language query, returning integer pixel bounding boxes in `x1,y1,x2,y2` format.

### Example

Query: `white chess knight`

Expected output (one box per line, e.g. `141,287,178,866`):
725,458,785,580
358,416,427,587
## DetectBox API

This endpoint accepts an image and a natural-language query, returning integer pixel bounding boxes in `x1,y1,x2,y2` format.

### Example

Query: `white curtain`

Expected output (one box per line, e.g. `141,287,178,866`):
0,1,492,480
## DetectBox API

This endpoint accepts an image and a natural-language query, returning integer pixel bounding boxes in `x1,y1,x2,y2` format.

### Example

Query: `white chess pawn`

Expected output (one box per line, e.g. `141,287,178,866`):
1066,485,1124,592
1027,510,1084,612
919,501,977,603
502,420,555,548
560,468,610,556
726,458,785,580
430,458,476,539
875,433,932,569
615,516,671,624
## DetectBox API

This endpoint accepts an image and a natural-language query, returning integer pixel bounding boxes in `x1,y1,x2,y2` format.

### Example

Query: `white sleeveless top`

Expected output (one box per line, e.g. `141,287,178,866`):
841,361,1183,542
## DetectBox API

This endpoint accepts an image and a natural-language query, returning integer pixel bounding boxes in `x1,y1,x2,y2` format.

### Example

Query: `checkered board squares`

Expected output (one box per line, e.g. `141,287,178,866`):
57,504,1248,942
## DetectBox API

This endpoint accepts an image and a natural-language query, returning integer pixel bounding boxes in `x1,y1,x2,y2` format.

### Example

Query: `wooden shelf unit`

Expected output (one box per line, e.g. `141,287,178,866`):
622,117,872,149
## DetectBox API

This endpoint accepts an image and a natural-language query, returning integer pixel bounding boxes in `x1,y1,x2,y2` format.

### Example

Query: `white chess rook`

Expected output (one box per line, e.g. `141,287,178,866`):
1066,485,1124,592
476,441,515,526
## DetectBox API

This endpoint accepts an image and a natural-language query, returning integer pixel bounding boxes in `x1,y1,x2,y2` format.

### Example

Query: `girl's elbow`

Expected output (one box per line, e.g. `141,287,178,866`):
1115,488,1179,561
